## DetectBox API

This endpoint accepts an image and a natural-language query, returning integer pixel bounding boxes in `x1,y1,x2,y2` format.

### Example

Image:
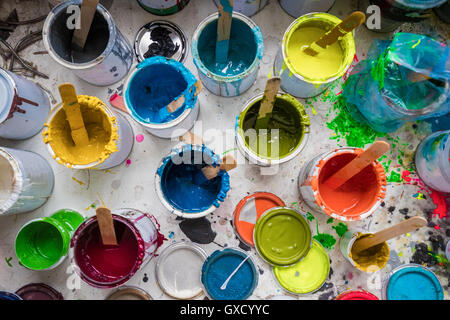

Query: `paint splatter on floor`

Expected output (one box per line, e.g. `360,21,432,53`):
5,257,12,267
179,217,217,244
72,177,85,185
332,223,348,238
136,134,144,143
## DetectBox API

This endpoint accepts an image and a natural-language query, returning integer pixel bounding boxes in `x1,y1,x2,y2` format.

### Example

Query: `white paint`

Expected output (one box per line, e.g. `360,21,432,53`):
0,154,15,208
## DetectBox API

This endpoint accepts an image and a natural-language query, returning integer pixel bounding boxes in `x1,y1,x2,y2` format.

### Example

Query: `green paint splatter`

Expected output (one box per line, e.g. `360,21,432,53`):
306,212,315,221
387,171,402,183
313,220,336,249
326,218,334,224
91,203,96,208
5,257,12,267
332,222,348,237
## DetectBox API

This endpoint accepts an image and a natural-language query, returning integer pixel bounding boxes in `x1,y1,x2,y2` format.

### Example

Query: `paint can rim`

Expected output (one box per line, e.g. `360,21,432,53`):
0,68,16,124
105,286,153,300
0,147,24,215
334,289,379,300
15,283,64,300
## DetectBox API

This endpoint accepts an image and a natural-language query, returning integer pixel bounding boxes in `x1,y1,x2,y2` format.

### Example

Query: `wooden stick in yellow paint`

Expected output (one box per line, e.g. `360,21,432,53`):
58,83,90,146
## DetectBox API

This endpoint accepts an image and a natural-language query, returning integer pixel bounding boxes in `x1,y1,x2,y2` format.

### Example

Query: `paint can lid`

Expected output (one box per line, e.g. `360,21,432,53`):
0,68,14,124
201,248,258,300
106,286,152,300
155,241,207,299
233,192,285,247
15,283,64,300
273,240,330,295
134,20,187,63
334,290,379,300
0,291,22,300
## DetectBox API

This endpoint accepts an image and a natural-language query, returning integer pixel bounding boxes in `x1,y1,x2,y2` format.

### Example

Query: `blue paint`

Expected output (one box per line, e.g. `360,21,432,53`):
0,291,22,300
386,266,444,300
125,56,198,124
157,144,230,213
201,248,257,300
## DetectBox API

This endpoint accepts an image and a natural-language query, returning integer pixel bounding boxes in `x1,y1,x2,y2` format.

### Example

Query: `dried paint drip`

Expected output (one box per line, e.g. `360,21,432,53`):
178,218,217,244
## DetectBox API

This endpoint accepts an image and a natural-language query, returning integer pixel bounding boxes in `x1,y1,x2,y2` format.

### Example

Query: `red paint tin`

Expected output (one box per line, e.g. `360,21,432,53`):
335,290,379,300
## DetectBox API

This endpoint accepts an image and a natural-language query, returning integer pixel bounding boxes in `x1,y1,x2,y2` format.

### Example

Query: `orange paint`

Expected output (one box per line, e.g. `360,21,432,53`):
311,149,386,220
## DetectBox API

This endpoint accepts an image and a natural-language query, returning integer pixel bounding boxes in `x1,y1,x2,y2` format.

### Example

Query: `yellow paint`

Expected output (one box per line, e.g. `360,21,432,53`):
286,27,344,81
43,95,118,168
72,177,84,185
349,233,390,273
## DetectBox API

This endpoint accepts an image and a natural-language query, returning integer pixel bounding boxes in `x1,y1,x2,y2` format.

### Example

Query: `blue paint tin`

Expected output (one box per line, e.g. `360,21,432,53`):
213,0,268,17
0,291,22,300
201,248,258,300
155,144,230,219
192,12,264,97
43,0,133,86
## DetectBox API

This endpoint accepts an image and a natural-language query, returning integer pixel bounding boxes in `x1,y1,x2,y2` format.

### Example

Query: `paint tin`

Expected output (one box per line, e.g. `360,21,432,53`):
298,148,387,221
273,13,356,98
236,93,311,167
339,231,390,273
415,130,450,193
273,240,330,295
446,240,450,261
382,263,444,300
334,290,379,300
279,0,336,18
0,291,22,300
124,56,200,139
213,0,268,17
0,68,50,140
201,248,258,300
232,192,285,247
134,21,188,63
106,286,152,300
15,283,64,300
43,0,133,86
15,209,84,271
155,241,207,299
254,207,312,267
42,95,134,170
191,12,264,97
136,0,190,16
70,208,164,288
0,147,54,216
155,144,231,219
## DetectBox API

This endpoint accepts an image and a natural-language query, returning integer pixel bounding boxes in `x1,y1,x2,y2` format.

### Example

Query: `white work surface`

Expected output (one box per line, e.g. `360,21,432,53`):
0,0,449,300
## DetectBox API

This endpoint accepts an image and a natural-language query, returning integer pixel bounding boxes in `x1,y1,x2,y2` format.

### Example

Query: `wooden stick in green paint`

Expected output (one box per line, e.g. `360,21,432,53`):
216,0,234,63
254,77,282,131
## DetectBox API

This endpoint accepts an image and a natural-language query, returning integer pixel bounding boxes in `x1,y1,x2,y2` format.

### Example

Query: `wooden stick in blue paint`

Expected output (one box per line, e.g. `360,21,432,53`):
193,154,237,185
216,0,234,64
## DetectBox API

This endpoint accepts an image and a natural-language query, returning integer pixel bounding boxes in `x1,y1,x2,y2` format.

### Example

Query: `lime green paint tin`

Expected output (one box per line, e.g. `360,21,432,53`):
236,93,310,166
15,209,84,270
273,240,330,294
254,207,312,266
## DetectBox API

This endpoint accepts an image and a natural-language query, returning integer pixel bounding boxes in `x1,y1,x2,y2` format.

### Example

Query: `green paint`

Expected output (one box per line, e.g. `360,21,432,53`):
387,171,402,183
313,220,336,250
306,212,315,221
332,222,348,237
15,209,84,270
238,94,310,160
5,257,12,267
326,218,334,224
254,208,312,266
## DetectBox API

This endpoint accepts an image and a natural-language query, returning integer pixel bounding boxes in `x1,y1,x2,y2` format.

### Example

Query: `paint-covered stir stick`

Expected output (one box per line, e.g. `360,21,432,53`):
216,0,234,63
58,83,90,146
220,256,249,290
194,154,237,185
72,0,99,51
303,11,366,57
254,77,282,131
352,216,428,254
96,207,118,246
324,141,390,189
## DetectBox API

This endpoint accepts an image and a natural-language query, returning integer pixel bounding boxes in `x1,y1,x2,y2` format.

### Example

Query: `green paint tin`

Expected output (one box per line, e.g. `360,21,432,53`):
254,207,312,267
236,93,310,166
15,209,84,270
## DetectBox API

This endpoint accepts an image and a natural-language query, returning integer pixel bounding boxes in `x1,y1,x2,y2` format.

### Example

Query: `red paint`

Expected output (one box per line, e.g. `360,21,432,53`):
429,188,447,219
335,290,379,300
434,225,440,230
401,170,411,182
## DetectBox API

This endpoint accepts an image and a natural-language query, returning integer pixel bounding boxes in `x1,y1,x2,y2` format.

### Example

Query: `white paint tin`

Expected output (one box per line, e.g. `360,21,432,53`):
0,147,54,216
191,12,264,97
0,68,50,140
136,0,190,15
279,0,335,18
213,0,268,17
43,0,133,86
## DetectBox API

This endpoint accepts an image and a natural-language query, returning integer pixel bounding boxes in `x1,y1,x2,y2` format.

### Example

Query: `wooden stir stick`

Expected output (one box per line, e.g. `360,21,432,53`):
159,80,203,121
72,0,99,51
96,207,118,246
351,216,428,254
215,0,234,63
254,77,282,131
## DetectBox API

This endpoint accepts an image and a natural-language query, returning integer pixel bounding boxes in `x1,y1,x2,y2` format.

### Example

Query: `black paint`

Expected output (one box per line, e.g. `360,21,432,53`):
144,27,180,59
179,217,216,244
388,206,396,213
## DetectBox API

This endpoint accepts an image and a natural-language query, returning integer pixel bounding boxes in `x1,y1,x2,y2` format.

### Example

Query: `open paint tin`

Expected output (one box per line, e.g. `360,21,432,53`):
70,208,163,288
236,93,310,167
15,283,64,300
0,291,22,300
232,192,285,247
298,148,387,221
382,264,444,300
273,12,355,98
213,0,268,17
106,286,152,300
42,95,134,170
155,241,207,299
273,240,329,295
136,0,190,16
0,147,54,216
340,231,390,273
134,20,188,63
279,0,336,18
191,12,264,97
254,207,312,267
201,248,258,300
335,290,379,300
155,143,230,219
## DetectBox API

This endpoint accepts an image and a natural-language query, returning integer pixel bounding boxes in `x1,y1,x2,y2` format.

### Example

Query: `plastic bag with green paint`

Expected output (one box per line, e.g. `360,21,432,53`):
342,33,449,133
